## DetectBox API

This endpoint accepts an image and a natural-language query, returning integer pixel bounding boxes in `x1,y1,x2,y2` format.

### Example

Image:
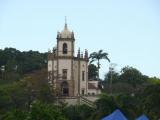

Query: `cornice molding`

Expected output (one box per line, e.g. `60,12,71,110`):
57,38,75,41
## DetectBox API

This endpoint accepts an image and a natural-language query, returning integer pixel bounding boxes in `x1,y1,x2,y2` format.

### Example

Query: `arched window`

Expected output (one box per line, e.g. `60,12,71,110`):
63,43,67,54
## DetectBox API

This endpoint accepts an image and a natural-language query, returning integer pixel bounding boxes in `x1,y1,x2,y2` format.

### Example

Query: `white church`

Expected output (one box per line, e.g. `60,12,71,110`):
48,22,101,100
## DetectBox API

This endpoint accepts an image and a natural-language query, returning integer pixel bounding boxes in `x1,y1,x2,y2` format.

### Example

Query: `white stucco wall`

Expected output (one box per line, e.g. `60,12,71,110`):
73,60,79,96
48,60,52,71
87,89,98,95
73,60,88,95
58,59,72,80
48,60,57,72
80,61,88,94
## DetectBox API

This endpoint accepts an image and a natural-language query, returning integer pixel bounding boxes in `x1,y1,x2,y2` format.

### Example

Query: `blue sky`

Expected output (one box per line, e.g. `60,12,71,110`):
0,0,160,78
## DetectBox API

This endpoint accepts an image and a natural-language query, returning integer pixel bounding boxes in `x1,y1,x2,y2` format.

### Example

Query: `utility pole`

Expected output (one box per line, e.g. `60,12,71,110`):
109,63,117,95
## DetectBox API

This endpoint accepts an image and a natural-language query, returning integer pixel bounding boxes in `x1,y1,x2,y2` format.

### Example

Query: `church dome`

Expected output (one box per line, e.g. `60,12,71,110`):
57,24,74,39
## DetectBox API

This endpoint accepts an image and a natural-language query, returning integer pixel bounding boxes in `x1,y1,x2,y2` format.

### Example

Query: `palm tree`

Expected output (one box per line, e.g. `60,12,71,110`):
89,50,110,80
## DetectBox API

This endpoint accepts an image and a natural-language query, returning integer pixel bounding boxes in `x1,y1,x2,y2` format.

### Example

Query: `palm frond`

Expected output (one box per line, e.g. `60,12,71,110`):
89,59,96,64
103,56,110,62
89,50,110,63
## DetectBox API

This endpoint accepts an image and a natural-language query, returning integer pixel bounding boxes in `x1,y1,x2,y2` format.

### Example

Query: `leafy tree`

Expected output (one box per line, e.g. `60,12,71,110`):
142,84,160,119
89,50,110,80
0,80,29,118
2,102,67,120
0,86,13,114
115,94,142,119
119,66,147,89
0,69,54,115
24,68,55,103
28,101,67,120
64,105,81,120
1,109,27,120
104,70,119,84
103,66,149,94
147,77,160,84
88,64,98,80
5,81,29,109
0,48,47,81
92,94,117,120
64,104,94,120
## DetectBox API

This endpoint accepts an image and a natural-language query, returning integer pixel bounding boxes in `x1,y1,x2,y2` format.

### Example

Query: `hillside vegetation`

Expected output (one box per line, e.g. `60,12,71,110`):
0,48,160,120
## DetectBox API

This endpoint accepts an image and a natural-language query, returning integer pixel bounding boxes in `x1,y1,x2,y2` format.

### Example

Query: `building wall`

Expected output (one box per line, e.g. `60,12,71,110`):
87,89,98,95
73,60,79,96
48,55,99,97
88,81,98,87
73,60,88,96
58,41,73,56
48,60,52,72
79,61,88,95
88,81,101,95
48,60,57,72
58,59,72,80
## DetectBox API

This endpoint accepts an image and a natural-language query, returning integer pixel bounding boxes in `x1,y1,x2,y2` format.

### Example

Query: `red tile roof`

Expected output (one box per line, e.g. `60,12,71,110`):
88,83,97,89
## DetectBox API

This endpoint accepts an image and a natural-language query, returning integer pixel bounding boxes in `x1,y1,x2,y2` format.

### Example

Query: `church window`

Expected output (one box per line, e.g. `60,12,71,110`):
63,43,68,54
82,71,85,81
82,89,85,95
62,69,67,79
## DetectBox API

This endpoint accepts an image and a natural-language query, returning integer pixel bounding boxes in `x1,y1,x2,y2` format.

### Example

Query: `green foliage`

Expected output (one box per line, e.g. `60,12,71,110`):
91,93,154,120
0,87,13,113
103,66,149,94
104,70,119,84
0,69,54,116
147,77,160,84
115,94,142,119
119,66,147,88
0,48,47,82
142,84,160,119
93,94,117,119
28,101,67,120
88,64,98,80
89,50,110,65
64,104,94,120
2,109,27,120
1,102,67,120
0,80,28,113
24,69,55,103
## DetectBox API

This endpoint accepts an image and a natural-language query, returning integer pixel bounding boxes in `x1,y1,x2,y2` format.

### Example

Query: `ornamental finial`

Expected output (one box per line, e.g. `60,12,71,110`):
64,16,67,29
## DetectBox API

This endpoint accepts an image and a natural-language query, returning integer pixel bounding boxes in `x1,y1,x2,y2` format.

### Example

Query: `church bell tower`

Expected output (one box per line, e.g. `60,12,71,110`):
51,20,75,96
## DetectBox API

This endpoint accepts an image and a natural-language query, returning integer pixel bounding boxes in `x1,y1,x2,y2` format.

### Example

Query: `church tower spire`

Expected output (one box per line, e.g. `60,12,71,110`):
64,16,67,30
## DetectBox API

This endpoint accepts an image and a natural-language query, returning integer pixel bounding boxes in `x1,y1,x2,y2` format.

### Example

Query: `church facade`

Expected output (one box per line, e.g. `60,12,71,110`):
48,23,100,98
